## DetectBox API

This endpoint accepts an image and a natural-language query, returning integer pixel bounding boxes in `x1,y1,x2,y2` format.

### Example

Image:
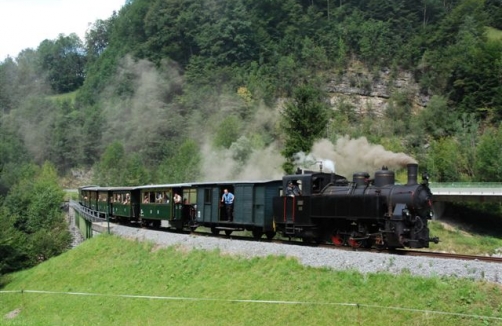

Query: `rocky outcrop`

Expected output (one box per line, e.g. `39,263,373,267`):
326,66,429,116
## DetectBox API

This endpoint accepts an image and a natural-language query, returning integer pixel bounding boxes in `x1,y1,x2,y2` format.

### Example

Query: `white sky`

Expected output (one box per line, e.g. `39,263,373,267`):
0,0,126,61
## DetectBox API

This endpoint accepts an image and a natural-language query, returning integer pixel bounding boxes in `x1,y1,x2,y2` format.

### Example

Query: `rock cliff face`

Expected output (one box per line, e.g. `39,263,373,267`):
326,66,429,116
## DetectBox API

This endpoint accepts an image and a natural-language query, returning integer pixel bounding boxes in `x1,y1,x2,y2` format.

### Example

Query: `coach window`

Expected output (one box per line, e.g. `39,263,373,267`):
183,188,197,205
142,192,150,203
123,193,131,204
155,192,164,203
163,191,170,204
204,189,212,204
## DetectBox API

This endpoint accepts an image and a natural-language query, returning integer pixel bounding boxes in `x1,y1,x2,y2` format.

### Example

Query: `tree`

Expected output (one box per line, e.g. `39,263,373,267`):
0,58,17,113
230,136,253,163
214,116,241,149
48,100,83,173
85,15,117,63
475,125,502,182
0,119,31,195
485,0,502,29
94,141,126,186
37,33,86,93
2,162,71,268
123,153,150,186
424,137,465,182
157,139,201,183
445,18,502,119
384,90,414,136
415,95,458,139
281,84,330,173
0,212,29,274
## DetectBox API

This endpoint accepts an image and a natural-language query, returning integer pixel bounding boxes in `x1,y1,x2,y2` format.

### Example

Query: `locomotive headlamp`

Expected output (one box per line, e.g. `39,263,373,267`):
402,209,410,217
421,172,430,185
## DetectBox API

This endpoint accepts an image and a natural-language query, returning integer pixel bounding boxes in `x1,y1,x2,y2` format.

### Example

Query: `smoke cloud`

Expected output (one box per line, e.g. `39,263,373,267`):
295,137,417,177
200,138,284,182
200,135,416,182
94,56,416,183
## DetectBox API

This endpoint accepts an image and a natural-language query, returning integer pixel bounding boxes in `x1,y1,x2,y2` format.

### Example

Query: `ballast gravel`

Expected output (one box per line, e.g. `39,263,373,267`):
102,223,502,284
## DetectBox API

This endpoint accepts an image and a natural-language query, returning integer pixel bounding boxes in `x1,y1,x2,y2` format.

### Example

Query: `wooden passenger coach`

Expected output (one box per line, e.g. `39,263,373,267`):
79,179,283,239
195,180,282,238
136,183,197,230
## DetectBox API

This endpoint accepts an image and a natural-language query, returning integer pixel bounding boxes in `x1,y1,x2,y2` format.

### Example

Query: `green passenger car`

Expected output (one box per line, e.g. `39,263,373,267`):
109,187,140,223
136,184,198,230
194,180,282,239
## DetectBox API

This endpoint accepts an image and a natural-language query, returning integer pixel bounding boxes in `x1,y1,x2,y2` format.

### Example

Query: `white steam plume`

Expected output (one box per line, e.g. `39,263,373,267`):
294,136,416,177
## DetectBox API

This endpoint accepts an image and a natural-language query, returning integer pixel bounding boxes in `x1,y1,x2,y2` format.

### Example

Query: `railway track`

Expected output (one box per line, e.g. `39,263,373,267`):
391,249,502,263
87,217,502,264
189,228,502,264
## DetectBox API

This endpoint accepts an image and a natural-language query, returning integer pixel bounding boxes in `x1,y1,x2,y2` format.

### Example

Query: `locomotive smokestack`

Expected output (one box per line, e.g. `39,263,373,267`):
407,163,418,185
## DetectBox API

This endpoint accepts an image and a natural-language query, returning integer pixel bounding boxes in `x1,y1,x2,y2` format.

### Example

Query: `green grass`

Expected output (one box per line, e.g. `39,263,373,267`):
1,235,502,325
486,26,502,42
47,91,77,103
429,220,502,256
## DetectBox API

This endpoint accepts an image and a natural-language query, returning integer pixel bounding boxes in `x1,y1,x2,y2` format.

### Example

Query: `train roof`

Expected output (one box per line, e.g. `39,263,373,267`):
133,179,282,190
79,186,137,191
135,183,196,190
78,185,99,190
80,179,283,192
284,171,346,179
191,179,282,185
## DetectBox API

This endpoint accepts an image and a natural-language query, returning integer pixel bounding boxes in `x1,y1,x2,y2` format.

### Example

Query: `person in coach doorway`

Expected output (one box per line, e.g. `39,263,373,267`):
221,189,234,221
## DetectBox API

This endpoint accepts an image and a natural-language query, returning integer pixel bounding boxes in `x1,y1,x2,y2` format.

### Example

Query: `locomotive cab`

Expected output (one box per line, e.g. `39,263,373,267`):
282,171,347,196
274,171,347,241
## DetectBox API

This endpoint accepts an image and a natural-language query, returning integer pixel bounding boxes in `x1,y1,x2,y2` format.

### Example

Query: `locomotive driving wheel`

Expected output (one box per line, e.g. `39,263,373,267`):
347,238,365,248
331,234,345,246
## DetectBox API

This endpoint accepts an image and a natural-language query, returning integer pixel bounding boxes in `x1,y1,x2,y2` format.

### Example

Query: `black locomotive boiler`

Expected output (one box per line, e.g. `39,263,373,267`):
273,163,438,249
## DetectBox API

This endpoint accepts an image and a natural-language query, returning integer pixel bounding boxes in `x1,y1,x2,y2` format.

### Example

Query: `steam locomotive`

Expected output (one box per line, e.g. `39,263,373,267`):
273,163,438,248
79,163,438,249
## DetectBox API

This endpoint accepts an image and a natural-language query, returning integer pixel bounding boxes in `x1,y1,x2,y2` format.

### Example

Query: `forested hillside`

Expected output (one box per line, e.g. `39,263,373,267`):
1,0,502,275
1,0,502,188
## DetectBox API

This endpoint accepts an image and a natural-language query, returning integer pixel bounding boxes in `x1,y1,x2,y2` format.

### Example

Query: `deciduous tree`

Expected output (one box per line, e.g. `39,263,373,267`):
37,34,86,93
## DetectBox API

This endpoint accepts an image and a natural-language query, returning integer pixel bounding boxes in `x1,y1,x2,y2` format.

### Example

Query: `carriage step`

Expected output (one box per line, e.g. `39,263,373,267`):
284,224,296,234
215,226,245,231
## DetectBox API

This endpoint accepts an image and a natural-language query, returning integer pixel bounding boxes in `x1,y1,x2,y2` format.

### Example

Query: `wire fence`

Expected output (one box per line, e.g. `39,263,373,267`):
430,182,502,189
1,289,501,322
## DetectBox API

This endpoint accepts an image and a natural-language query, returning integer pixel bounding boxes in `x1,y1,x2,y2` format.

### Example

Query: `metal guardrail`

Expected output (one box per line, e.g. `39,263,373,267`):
430,182,502,189
69,200,110,234
69,200,105,222
428,183,502,203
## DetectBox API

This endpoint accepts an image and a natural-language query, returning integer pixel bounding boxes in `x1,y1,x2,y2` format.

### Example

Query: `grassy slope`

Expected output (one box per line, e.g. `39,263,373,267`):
429,220,502,255
47,91,78,103
1,235,501,326
486,26,502,41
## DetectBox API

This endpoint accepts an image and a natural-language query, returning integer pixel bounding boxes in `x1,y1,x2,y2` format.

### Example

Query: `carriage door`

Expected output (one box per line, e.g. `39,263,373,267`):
213,187,221,223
